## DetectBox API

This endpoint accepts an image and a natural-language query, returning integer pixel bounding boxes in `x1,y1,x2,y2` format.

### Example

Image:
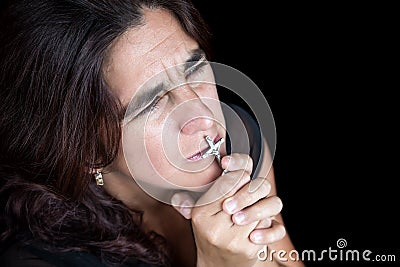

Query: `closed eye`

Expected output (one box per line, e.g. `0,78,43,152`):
185,56,208,78
135,94,163,117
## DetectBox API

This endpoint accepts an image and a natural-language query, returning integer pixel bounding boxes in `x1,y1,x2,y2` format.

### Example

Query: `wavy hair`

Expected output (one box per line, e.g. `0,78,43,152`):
0,0,210,265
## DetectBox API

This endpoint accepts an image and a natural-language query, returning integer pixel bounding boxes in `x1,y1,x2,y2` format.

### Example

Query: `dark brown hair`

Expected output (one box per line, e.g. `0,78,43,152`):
0,0,210,265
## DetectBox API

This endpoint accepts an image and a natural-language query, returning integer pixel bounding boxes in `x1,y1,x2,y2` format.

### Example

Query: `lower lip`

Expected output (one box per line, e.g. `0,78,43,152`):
187,134,221,162
187,153,202,162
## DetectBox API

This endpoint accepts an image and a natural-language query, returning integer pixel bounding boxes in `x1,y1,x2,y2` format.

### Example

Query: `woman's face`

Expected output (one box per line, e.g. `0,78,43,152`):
104,9,226,191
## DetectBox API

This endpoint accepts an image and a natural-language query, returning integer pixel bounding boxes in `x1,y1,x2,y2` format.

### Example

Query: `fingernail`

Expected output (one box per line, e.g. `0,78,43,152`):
182,200,192,208
233,212,246,224
222,156,233,169
171,194,180,206
224,198,237,214
252,232,263,243
180,200,192,217
181,207,191,217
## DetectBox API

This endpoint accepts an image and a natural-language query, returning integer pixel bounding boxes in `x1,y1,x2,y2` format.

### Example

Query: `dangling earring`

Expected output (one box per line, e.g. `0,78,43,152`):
94,171,104,186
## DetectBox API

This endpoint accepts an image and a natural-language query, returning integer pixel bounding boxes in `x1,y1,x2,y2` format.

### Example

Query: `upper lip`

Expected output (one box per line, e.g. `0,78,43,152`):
187,134,221,159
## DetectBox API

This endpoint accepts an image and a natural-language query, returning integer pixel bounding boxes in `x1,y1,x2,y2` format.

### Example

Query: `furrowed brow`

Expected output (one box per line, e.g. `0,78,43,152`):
124,48,206,120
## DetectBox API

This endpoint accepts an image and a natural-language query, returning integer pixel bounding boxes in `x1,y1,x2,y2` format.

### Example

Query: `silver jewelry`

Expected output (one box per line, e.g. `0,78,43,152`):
202,135,224,163
202,135,228,175
94,171,104,186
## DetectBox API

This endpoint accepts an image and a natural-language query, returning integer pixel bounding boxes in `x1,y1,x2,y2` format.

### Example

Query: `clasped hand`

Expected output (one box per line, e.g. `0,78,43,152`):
171,153,285,266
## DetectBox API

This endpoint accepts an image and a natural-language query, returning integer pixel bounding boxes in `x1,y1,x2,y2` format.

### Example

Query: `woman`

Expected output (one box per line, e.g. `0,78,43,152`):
0,0,303,266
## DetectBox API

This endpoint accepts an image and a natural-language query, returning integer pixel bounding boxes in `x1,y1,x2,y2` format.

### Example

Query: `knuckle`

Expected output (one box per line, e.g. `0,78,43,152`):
273,196,283,212
241,191,253,205
259,180,271,197
215,174,238,195
195,225,221,245
255,209,264,220
191,207,208,224
191,211,202,225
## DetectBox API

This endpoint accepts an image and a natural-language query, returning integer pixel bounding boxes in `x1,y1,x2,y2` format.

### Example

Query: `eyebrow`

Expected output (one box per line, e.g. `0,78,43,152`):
125,48,206,120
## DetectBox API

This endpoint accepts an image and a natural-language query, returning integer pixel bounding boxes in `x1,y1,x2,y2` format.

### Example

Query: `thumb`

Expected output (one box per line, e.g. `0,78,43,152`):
171,191,195,219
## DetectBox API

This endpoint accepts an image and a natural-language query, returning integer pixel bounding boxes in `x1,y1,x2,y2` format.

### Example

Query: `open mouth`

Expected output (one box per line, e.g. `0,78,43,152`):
187,135,222,162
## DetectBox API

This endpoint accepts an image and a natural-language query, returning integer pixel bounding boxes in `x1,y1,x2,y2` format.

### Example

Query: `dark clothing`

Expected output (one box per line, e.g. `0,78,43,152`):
225,104,263,178
0,241,154,267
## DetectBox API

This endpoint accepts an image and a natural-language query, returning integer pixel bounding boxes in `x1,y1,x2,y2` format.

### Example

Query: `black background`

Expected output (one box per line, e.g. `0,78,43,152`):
193,1,398,266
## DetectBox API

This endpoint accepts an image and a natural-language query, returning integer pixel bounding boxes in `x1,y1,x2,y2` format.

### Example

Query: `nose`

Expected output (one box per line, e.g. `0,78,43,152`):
181,114,214,135
171,86,215,135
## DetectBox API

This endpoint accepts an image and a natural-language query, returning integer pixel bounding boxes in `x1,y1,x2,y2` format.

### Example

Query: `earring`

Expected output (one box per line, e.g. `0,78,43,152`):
94,171,104,186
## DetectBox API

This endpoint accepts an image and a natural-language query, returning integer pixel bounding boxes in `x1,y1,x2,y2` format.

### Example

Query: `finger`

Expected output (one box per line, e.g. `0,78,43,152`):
223,178,272,215
221,153,253,175
256,218,272,229
195,169,251,209
249,220,286,245
231,196,282,225
171,191,196,219
248,176,267,193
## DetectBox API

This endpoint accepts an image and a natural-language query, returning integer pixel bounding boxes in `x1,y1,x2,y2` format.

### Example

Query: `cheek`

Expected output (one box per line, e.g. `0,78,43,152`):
122,121,165,182
121,118,222,189
121,118,182,188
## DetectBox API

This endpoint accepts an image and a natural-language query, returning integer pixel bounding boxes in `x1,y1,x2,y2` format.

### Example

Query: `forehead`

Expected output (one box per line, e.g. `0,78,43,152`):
104,8,199,104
